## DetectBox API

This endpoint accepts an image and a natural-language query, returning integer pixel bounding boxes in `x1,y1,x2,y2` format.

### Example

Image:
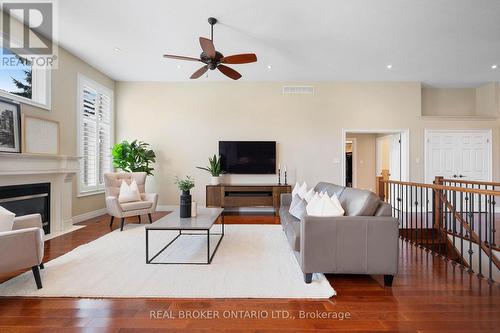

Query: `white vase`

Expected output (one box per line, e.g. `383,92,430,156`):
211,176,220,185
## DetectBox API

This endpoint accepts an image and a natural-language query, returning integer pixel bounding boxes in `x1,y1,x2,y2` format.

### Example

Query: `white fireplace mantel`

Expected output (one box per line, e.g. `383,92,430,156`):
0,152,80,176
0,153,81,235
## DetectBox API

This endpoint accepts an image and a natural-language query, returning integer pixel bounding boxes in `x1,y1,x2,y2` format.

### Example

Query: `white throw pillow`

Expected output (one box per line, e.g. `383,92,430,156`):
306,193,344,217
297,182,308,199
305,192,321,216
0,206,15,232
303,188,316,203
289,194,302,212
330,194,345,216
118,180,141,203
291,182,301,197
289,197,308,220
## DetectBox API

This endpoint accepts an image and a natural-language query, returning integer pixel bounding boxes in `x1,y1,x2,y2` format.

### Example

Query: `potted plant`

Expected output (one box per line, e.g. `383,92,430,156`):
112,140,156,175
197,154,224,185
174,176,195,218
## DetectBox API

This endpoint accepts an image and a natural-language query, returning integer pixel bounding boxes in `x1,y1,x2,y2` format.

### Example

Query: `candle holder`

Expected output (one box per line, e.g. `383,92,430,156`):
284,171,288,185
278,168,281,185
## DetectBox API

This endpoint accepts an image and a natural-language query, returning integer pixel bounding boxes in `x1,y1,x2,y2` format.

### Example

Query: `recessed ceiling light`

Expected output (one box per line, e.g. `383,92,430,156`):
113,47,121,52
176,64,182,69
267,65,272,69
386,64,393,70
492,64,498,69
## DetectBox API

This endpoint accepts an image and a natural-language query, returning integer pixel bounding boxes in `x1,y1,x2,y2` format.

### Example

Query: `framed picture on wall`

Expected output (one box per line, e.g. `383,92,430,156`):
0,99,21,153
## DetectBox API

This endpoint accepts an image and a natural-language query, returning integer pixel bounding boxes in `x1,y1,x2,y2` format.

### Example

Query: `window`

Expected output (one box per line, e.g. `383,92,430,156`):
77,74,113,195
0,48,51,109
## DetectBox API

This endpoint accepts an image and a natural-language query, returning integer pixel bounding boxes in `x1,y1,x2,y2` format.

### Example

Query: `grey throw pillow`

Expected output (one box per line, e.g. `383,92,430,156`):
289,197,307,220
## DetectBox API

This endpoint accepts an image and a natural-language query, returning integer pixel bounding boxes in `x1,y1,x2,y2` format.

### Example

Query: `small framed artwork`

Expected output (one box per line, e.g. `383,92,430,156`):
23,115,60,155
0,99,21,153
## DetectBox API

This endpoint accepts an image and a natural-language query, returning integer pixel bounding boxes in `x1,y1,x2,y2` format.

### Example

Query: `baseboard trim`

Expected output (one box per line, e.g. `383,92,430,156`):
72,208,107,224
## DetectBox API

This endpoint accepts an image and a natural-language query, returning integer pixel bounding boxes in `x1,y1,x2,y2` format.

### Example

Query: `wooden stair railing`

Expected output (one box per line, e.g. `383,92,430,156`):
377,176,499,284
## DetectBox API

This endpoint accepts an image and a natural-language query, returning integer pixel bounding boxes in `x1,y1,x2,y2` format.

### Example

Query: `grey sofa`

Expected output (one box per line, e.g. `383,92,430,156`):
280,182,399,286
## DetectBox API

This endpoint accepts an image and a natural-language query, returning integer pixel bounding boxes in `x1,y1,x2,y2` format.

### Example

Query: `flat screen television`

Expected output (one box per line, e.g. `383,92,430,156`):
219,141,276,174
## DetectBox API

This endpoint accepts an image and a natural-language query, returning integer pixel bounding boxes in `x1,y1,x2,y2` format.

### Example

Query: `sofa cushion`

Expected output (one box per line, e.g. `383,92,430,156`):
338,187,380,216
314,182,345,198
0,206,15,232
284,220,301,251
120,200,152,212
375,202,392,217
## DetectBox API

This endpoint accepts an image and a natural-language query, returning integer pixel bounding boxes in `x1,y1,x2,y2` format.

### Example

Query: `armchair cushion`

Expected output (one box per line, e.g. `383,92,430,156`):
0,206,15,232
12,214,43,230
120,200,152,212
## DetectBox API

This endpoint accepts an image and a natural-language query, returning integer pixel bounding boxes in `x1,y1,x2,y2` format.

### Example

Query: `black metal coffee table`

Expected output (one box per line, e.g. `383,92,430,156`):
145,208,224,264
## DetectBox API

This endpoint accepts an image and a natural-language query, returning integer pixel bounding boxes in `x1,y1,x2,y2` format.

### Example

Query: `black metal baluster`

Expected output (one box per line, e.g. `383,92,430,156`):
426,187,430,252
406,185,409,242
460,191,464,268
467,192,473,273
488,194,493,284
420,186,423,247
478,192,483,278
410,185,414,244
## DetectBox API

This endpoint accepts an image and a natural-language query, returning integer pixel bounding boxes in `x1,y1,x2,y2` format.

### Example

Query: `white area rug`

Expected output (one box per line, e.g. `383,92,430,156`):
0,224,335,298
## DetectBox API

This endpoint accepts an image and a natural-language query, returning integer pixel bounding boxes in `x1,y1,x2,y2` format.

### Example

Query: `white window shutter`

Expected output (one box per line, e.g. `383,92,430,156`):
78,76,113,194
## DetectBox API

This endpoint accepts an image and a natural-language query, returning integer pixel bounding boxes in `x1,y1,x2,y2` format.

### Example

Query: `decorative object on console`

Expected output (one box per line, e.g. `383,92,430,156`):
278,164,281,185
23,115,59,155
284,165,288,185
112,140,156,176
0,98,21,153
175,176,195,218
196,154,224,185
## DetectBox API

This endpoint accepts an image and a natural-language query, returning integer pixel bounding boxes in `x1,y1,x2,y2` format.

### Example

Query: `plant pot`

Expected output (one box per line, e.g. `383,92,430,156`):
179,190,192,218
211,176,220,185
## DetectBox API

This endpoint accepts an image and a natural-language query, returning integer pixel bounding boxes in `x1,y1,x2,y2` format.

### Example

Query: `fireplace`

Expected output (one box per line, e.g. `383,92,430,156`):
0,183,50,234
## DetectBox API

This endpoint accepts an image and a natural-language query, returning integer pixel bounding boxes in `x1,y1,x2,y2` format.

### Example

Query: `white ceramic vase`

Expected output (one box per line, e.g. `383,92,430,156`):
211,176,220,185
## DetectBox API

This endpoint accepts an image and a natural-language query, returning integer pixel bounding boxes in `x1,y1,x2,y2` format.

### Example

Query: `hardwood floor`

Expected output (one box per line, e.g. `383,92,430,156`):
1,212,499,332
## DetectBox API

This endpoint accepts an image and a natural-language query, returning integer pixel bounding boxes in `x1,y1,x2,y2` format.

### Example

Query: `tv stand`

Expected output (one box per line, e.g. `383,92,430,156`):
206,184,292,216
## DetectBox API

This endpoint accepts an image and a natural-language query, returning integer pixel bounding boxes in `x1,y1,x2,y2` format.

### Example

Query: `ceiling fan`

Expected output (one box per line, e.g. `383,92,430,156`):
162,17,257,80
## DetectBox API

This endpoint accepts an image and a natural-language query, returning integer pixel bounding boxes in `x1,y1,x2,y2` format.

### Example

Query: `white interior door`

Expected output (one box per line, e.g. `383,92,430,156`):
425,130,491,184
389,134,401,181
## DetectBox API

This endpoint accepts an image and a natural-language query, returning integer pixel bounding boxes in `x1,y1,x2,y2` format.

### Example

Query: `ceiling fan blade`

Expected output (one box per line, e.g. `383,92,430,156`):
163,54,201,62
221,53,257,64
190,65,208,79
199,37,216,58
218,65,242,80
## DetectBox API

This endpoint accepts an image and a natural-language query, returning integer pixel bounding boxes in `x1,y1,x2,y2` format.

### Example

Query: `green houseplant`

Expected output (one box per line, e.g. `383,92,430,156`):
112,140,156,176
197,154,224,185
174,176,195,218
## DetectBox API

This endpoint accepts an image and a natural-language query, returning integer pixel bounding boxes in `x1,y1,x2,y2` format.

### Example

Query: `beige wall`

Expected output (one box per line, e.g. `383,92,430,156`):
19,47,115,216
346,134,376,191
116,81,500,206
422,83,499,117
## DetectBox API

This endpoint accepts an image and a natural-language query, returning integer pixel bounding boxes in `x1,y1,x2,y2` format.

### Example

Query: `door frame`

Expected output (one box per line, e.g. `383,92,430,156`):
376,134,393,177
345,138,357,188
424,128,493,184
341,129,410,187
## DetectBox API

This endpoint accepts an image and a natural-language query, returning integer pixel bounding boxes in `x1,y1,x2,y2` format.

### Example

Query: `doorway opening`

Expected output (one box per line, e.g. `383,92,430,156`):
342,129,409,191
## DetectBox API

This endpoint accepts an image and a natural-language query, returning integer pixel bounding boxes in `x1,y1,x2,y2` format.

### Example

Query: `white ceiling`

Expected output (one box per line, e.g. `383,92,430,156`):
56,0,500,85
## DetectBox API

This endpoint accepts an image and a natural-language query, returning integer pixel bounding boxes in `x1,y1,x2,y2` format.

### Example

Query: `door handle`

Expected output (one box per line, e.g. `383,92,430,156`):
459,175,465,178
453,175,458,178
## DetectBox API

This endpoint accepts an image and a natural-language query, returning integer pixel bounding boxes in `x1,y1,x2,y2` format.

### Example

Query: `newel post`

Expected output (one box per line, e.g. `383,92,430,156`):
377,170,390,201
433,176,444,230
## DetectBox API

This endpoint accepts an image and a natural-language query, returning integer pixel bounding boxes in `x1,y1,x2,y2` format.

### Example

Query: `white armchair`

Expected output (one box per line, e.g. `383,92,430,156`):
0,213,45,289
104,172,158,231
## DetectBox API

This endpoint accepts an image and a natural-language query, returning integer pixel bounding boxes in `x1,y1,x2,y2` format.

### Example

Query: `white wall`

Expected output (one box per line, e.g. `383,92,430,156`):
115,82,500,206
